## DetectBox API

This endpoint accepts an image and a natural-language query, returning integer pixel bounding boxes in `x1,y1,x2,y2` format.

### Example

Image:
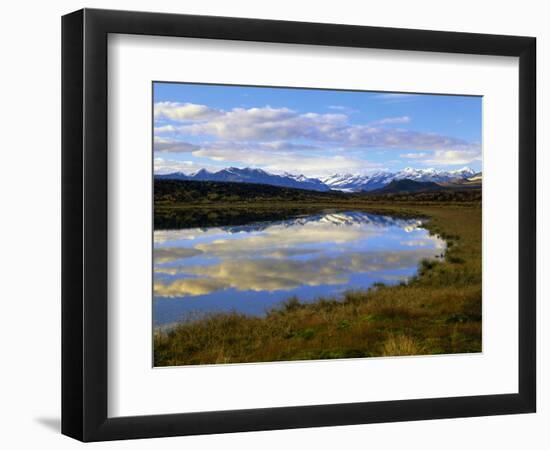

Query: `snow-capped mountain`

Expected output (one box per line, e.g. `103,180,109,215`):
321,167,477,192
156,166,479,193
156,167,331,191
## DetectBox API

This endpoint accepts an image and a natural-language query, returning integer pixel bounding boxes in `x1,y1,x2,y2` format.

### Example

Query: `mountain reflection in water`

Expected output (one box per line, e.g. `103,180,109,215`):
153,212,445,327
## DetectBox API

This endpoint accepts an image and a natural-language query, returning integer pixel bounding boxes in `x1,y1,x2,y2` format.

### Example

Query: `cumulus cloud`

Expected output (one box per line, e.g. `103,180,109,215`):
190,141,374,176
341,126,470,150
421,148,481,166
154,157,194,174
179,107,348,141
153,100,480,174
259,141,319,151
154,136,199,153
154,157,221,175
161,104,471,152
154,124,177,134
154,101,221,121
153,141,380,176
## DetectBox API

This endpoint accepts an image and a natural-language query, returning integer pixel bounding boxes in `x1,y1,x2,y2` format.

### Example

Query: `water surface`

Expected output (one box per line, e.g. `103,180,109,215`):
153,211,445,327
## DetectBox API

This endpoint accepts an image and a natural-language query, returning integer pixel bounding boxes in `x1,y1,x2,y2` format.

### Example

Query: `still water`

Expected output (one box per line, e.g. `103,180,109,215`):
153,211,445,327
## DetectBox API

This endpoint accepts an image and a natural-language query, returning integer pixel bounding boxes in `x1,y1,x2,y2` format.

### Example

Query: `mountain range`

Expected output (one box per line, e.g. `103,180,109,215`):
321,167,480,192
156,166,481,193
156,167,331,191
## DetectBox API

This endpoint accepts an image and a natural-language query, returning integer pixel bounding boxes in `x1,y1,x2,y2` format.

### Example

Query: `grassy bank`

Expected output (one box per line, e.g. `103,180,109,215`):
154,203,482,366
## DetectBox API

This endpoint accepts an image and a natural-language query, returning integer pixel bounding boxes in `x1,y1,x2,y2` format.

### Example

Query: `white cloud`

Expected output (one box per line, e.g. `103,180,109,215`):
153,156,220,175
154,157,187,174
190,141,378,177
340,126,469,150
178,107,348,141
163,104,470,152
154,101,221,121
371,116,411,125
154,124,177,134
153,136,199,153
153,102,480,174
421,148,481,166
254,141,319,151
400,152,428,159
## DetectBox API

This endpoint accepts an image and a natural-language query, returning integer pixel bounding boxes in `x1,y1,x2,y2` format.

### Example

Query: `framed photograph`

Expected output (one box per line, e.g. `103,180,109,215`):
62,8,536,441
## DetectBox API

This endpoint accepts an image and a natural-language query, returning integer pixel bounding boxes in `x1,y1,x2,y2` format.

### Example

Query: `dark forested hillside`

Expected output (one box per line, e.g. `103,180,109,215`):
368,179,442,194
154,179,348,204
154,179,481,206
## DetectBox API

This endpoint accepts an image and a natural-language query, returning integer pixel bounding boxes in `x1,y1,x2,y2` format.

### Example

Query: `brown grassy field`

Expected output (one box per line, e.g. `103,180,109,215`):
154,203,481,366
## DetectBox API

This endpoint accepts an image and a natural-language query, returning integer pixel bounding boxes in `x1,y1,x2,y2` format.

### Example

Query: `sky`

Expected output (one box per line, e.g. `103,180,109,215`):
153,82,482,178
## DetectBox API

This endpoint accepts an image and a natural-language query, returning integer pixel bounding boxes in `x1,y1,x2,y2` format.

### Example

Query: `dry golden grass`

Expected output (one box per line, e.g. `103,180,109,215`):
382,334,425,356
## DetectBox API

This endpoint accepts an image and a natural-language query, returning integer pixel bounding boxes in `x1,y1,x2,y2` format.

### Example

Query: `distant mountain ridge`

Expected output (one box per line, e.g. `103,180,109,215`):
321,167,478,192
156,166,480,193
368,179,443,194
156,167,330,192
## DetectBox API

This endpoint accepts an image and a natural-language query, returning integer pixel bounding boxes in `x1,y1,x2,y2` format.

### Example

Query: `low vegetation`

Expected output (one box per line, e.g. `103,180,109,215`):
154,191,482,365
154,179,481,229
155,179,481,205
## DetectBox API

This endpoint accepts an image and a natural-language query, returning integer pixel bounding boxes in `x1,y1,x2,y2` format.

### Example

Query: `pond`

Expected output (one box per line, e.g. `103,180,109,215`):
153,211,446,327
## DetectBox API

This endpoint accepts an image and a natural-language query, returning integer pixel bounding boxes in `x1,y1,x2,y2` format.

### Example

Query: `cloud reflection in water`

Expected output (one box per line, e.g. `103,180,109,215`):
153,212,445,323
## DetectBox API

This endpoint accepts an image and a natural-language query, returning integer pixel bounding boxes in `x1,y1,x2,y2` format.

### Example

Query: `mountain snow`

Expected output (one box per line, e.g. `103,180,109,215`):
321,167,476,192
156,166,479,192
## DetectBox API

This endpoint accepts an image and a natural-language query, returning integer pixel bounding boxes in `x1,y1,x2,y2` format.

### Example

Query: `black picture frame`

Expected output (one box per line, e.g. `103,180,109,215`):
62,8,536,442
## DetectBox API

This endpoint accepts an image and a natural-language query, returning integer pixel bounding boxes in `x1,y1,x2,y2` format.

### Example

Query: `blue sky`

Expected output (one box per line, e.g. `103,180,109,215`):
153,82,482,178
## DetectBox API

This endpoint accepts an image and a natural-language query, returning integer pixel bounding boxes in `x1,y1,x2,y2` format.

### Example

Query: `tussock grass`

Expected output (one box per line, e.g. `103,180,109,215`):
382,334,425,356
154,204,482,366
